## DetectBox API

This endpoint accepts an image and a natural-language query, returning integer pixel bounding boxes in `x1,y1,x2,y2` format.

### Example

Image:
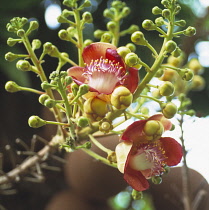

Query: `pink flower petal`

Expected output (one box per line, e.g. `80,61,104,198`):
148,114,172,131
159,137,183,166
67,66,86,83
121,120,147,143
82,42,116,64
123,67,139,93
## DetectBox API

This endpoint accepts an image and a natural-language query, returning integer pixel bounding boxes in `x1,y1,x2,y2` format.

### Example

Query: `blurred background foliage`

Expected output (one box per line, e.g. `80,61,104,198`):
0,0,209,209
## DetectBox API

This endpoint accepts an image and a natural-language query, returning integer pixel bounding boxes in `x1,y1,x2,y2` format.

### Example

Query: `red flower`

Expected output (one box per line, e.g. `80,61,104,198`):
115,114,183,191
67,42,139,97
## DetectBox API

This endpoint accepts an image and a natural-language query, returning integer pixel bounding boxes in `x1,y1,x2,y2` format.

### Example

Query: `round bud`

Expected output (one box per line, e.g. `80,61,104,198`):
82,0,91,8
16,60,31,71
187,109,196,116
165,40,177,53
131,31,147,45
58,29,69,41
101,32,112,43
155,17,165,26
84,97,108,121
65,76,73,86
188,58,203,74
99,120,113,133
94,30,105,39
172,47,182,58
5,52,19,62
128,25,140,34
107,21,116,31
39,94,50,105
162,9,170,19
161,0,169,8
175,20,186,27
143,120,164,141
77,84,89,96
41,81,52,90
29,21,39,31
77,116,89,127
5,81,20,93
57,15,69,23
121,7,131,17
103,9,114,19
161,68,178,82
43,42,53,53
152,176,162,184
125,52,139,67
7,38,18,47
32,39,42,50
117,46,131,58
162,102,177,119
126,43,136,52
132,190,143,200
62,9,74,18
152,89,162,99
184,26,196,37
152,6,162,15
82,11,93,23
111,86,133,110
84,39,93,47
191,75,205,91
28,116,46,128
181,68,194,81
44,99,56,108
142,19,155,30
159,81,175,96
17,29,25,37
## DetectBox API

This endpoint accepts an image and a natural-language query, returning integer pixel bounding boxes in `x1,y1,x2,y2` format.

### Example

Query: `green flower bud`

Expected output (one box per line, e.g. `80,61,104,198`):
84,39,93,47
101,32,112,43
62,9,74,18
103,9,114,19
125,52,139,67
111,86,133,110
164,165,170,174
28,115,46,128
63,0,77,8
175,19,186,27
16,60,31,71
152,176,162,184
71,83,79,96
44,99,56,108
111,1,124,9
5,81,20,93
121,7,131,17
117,46,131,58
84,97,108,121
7,38,19,47
142,19,156,30
126,43,136,52
99,120,113,133
155,17,165,27
131,31,147,45
77,84,89,96
57,15,69,23
143,120,164,141
65,76,73,86
43,42,53,54
107,21,116,31
82,0,91,8
48,45,60,57
5,52,19,62
159,81,175,96
152,6,162,15
178,93,186,101
171,47,182,58
28,21,39,31
127,25,140,34
184,26,196,37
165,40,177,53
162,9,170,19
191,75,205,91
39,94,50,105
180,68,194,81
41,81,53,90
186,109,196,116
152,89,162,99
32,39,42,50
58,29,70,41
161,0,170,8
82,11,93,23
17,29,25,37
77,116,89,127
94,30,105,39
175,5,181,14
132,189,143,200
162,102,177,119
188,58,203,74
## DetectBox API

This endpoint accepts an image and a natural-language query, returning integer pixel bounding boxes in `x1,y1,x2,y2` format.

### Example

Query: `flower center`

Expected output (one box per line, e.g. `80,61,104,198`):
129,143,166,178
84,58,125,94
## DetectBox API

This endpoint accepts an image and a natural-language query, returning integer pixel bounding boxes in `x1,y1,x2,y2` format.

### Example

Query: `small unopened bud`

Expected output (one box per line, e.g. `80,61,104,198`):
180,68,194,81
155,17,165,27
16,60,32,71
162,102,177,119
161,0,169,8
127,25,140,34
162,9,170,19
94,30,105,39
28,116,46,128
191,75,205,91
175,20,186,27
77,116,89,127
143,120,164,141
82,11,93,23
77,84,89,96
17,29,25,37
57,15,69,23
126,43,136,52
175,5,181,14
39,94,50,105
5,52,19,62
5,81,20,93
7,38,19,47
82,0,91,8
32,39,41,50
131,31,147,45
172,47,182,58
43,42,53,53
111,86,133,110
28,21,39,32
165,40,177,53
184,26,196,37
65,76,73,86
159,81,175,96
188,58,203,74
84,39,93,47
44,99,56,108
62,9,74,18
103,9,114,19
121,7,131,17
101,32,112,43
58,29,70,41
117,46,131,58
48,45,60,57
84,97,108,121
142,19,156,30
107,21,116,31
164,165,170,174
125,52,139,67
152,6,162,15
152,176,162,184
132,190,143,200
